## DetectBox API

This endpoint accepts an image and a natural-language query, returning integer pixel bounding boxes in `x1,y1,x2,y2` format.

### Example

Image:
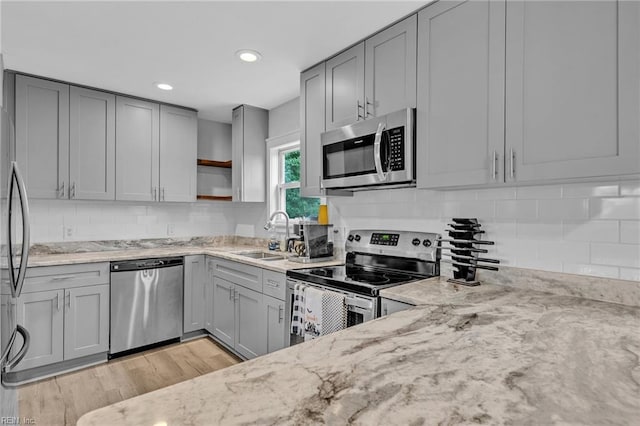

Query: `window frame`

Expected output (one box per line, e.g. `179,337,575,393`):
266,131,301,225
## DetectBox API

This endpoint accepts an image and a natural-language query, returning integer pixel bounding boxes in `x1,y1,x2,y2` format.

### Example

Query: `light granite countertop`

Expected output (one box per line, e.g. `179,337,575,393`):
78,278,640,425
9,237,343,273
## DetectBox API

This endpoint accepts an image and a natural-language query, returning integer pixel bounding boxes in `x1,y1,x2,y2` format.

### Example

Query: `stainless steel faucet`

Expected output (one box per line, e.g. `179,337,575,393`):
264,210,290,250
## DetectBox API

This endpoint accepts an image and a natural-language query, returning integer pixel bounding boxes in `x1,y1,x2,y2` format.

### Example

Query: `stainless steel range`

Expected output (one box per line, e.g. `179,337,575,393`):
286,229,440,345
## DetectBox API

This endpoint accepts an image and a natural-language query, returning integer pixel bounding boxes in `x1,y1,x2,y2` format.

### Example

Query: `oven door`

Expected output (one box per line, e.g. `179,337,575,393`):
321,108,414,189
286,279,377,347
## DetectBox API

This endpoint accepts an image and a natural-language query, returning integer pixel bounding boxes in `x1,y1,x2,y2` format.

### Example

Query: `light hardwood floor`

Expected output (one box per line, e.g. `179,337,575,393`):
18,338,241,426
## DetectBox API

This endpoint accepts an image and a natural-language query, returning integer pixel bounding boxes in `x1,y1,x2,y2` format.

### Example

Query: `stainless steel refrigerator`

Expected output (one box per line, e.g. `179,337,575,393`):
0,66,31,416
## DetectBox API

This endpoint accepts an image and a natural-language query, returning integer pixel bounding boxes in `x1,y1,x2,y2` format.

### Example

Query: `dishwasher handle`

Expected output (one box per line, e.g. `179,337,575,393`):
111,257,184,272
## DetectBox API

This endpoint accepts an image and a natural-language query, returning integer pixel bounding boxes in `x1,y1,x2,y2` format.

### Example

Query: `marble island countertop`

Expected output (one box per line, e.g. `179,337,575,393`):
78,278,640,425
10,237,343,273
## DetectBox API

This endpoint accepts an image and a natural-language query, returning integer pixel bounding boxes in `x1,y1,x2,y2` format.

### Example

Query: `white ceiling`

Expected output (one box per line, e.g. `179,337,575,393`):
2,1,428,123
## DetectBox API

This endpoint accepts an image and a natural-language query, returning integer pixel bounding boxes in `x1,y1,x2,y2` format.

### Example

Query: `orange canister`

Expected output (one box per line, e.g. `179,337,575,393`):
317,204,329,225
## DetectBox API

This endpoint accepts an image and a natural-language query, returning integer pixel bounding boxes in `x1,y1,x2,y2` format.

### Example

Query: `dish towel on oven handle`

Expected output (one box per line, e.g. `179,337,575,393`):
321,290,347,336
303,286,324,341
290,284,306,337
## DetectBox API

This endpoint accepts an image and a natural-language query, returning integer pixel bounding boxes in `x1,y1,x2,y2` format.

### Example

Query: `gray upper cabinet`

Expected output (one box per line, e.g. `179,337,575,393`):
365,15,417,118
417,0,505,188
115,96,159,202
15,75,69,199
231,105,268,202
505,0,640,182
63,284,109,360
325,42,365,131
69,87,116,200
300,63,326,197
159,105,197,202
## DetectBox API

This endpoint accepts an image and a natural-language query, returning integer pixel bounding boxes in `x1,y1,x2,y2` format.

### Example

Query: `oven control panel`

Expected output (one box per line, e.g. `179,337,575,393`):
345,229,441,262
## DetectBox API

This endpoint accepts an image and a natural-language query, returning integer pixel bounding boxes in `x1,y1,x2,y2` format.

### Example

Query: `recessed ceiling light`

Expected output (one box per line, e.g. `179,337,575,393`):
155,82,173,91
236,49,262,63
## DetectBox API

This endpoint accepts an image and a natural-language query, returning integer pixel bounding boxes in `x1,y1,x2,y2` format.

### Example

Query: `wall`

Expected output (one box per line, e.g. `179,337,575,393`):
268,97,299,138
328,180,640,281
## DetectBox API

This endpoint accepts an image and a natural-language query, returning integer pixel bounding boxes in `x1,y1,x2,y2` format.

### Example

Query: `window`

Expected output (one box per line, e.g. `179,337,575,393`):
267,133,320,221
277,148,320,219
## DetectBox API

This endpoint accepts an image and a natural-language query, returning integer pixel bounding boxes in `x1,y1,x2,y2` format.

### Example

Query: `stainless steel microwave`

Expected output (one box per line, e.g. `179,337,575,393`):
321,108,415,190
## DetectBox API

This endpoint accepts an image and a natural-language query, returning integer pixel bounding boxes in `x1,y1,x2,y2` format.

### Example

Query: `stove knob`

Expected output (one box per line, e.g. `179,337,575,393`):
423,239,432,247
354,235,361,242
411,238,421,246
347,235,354,242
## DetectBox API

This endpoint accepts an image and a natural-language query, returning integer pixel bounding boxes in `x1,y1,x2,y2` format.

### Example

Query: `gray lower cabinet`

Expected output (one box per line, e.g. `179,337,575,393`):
381,298,414,316
184,255,206,333
1,263,110,373
264,294,285,353
12,290,64,370
212,276,235,348
63,284,109,360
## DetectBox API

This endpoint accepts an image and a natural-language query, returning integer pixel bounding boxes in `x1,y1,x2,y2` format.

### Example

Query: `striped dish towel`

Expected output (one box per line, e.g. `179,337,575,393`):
321,290,347,336
290,284,306,336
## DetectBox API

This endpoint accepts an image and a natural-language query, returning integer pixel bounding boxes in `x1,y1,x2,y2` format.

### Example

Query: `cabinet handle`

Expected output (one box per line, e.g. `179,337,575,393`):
58,182,65,199
55,293,60,311
365,97,374,117
383,305,388,316
66,292,70,309
161,187,165,201
152,187,157,201
318,175,324,190
510,148,515,180
492,151,498,181
356,101,365,121
278,305,284,323
266,279,279,288
229,287,233,301
70,182,76,199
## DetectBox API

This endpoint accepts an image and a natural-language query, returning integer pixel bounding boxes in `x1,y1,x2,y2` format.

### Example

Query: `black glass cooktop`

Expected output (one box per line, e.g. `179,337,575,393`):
287,265,423,297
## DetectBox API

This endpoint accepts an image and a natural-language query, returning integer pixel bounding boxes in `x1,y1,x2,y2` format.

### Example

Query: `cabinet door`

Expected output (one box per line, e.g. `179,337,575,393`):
13,290,64,370
235,284,266,359
264,294,285,354
159,105,197,202
231,105,268,202
69,86,116,200
325,42,365,130
212,277,235,348
365,15,417,117
300,63,326,197
204,258,214,334
115,96,159,201
417,0,505,188
505,0,640,182
15,75,69,199
63,284,109,360
184,255,206,333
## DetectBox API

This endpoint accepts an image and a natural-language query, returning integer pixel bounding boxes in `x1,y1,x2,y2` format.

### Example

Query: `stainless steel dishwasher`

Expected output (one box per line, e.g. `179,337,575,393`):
110,257,183,355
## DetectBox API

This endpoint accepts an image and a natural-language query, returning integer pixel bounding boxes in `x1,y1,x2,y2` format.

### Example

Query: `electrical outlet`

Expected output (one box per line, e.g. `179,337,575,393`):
64,226,74,239
167,224,175,236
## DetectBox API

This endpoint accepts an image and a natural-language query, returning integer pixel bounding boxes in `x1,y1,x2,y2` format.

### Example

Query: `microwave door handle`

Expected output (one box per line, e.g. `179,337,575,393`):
0,328,18,369
7,162,31,298
373,121,387,181
4,325,30,372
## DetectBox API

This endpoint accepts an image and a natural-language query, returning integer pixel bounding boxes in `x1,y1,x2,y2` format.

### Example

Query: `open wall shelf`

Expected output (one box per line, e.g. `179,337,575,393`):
196,195,232,201
197,159,232,168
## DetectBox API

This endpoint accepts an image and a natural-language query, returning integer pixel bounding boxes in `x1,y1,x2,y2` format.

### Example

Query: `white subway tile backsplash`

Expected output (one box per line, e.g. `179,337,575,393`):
444,189,477,201
591,243,640,268
516,221,562,241
495,200,537,220
538,199,589,220
620,180,640,196
562,263,619,279
517,185,562,199
537,241,590,264
620,221,640,244
562,183,619,198
563,220,619,243
476,187,517,200
590,197,640,220
620,268,640,281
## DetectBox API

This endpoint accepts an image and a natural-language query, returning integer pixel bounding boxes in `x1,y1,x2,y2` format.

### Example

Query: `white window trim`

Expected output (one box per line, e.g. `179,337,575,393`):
266,130,301,226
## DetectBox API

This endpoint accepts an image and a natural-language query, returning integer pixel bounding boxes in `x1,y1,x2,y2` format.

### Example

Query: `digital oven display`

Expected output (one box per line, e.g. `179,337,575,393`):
370,233,400,246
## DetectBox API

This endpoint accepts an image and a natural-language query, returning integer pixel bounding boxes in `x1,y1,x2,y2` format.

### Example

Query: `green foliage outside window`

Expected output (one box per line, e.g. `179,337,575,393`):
283,150,320,219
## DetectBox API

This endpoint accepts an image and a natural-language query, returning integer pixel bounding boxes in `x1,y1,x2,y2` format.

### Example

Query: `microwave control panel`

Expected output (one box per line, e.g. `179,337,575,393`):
387,127,405,171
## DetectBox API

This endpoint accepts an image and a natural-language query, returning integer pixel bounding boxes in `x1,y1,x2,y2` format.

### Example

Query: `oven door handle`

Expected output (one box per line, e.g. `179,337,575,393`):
373,121,387,182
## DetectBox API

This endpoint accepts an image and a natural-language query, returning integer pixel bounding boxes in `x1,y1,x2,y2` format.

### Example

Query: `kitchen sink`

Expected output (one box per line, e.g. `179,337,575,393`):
234,251,287,261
